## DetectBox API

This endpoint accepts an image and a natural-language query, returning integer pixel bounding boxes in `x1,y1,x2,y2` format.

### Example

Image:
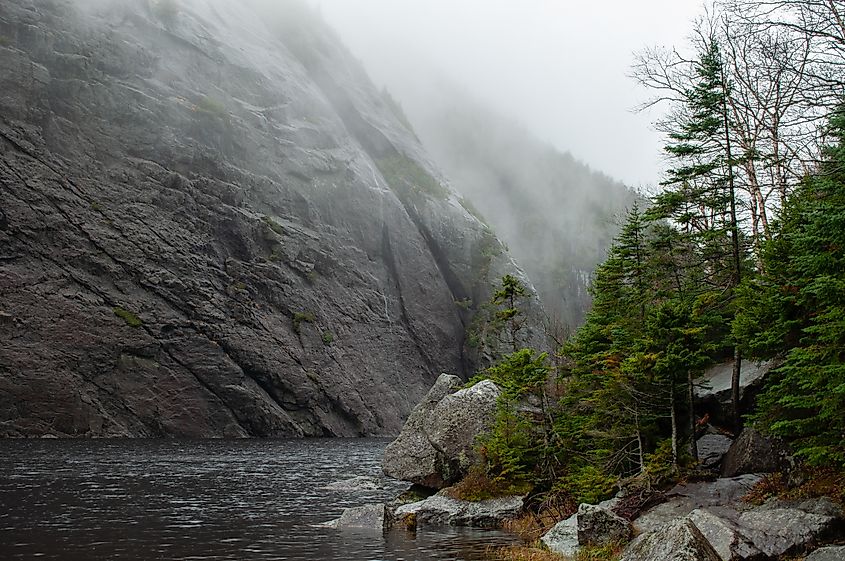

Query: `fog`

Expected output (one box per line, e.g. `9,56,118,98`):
313,0,704,189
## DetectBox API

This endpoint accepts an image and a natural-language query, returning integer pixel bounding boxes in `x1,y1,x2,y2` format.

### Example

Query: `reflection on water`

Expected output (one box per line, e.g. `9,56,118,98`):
0,439,517,560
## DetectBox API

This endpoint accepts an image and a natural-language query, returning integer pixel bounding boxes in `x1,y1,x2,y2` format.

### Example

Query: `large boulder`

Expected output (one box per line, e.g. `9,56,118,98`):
697,434,733,470
541,514,579,557
686,509,764,561
721,428,791,477
577,503,633,547
383,375,501,488
620,519,721,561
736,498,844,558
695,360,777,425
393,490,524,528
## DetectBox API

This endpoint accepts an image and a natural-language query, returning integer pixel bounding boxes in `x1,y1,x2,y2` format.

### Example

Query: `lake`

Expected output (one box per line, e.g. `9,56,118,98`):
0,438,518,560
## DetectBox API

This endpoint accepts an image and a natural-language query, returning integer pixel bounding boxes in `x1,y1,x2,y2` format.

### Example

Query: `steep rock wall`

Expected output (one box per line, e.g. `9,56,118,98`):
0,0,544,437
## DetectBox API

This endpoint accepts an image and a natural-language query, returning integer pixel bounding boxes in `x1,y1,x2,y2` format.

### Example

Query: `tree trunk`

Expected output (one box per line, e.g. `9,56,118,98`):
670,383,679,473
732,348,743,430
687,369,699,461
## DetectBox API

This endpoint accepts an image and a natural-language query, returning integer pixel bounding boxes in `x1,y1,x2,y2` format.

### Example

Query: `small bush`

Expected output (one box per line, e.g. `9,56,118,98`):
113,307,142,328
292,311,315,334
454,298,473,311
445,464,531,502
321,331,334,345
261,215,285,236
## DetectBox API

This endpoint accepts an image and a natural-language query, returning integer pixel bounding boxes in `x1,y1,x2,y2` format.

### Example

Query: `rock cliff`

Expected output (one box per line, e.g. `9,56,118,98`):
0,0,544,437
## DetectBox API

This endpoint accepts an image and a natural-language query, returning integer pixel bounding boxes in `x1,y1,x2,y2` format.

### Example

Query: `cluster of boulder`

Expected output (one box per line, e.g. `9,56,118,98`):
325,373,525,531
325,371,844,561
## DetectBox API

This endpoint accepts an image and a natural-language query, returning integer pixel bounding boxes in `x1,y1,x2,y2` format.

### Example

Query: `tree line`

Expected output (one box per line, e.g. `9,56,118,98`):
463,0,845,506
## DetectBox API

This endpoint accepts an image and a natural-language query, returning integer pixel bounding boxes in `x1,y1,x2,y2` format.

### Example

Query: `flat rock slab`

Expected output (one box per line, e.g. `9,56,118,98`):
394,491,523,528
324,504,391,531
321,476,382,491
635,475,762,534
736,499,844,558
686,509,763,561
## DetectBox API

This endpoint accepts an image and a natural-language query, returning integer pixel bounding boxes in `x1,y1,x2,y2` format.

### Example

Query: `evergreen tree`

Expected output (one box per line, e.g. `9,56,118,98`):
739,108,845,467
651,38,746,428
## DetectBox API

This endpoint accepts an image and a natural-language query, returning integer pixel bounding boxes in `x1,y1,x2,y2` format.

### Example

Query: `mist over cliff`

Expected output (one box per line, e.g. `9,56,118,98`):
0,0,546,438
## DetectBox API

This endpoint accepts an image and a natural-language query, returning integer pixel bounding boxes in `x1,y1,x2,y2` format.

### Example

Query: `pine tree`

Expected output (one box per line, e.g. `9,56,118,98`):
743,107,845,467
652,38,746,428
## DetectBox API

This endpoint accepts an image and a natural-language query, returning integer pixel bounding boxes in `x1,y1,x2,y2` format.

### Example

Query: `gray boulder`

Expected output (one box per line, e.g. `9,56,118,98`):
721,428,791,477
382,374,463,488
620,519,721,561
383,376,501,488
695,360,777,425
635,475,762,534
697,434,733,469
393,490,523,528
686,509,764,561
736,498,844,558
323,504,391,531
577,503,633,547
541,514,579,557
806,546,845,561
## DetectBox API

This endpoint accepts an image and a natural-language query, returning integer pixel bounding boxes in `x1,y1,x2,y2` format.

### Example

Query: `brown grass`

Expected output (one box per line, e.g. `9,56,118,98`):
743,467,845,506
485,544,566,561
445,467,532,502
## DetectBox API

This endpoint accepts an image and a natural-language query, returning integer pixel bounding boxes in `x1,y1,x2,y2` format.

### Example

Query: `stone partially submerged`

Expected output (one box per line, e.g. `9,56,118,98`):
382,375,501,488
394,490,524,528
322,504,391,531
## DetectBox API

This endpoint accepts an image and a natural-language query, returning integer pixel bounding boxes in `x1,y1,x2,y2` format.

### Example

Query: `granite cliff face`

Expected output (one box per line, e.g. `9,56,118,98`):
0,0,544,437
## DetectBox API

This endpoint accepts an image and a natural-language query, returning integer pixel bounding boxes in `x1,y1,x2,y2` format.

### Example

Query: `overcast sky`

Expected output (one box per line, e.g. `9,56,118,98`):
313,0,706,189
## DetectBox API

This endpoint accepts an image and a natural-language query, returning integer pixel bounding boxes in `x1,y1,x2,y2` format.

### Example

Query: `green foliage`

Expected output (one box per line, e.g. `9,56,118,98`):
376,154,449,201
261,215,285,237
742,108,845,467
557,464,617,505
194,96,230,124
113,307,142,328
292,311,315,334
475,349,550,398
321,331,334,345
454,298,473,311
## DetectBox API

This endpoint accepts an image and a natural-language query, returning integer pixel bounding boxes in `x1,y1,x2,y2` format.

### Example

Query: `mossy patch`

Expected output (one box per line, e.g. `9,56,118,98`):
376,154,449,201
292,311,315,334
113,307,142,328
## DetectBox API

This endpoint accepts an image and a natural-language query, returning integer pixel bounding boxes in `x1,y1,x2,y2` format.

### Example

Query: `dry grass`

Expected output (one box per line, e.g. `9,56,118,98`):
743,467,845,506
445,467,532,502
485,544,567,561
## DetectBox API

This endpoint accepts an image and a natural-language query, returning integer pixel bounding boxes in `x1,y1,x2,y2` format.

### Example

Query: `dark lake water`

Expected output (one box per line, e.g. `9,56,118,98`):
0,439,518,560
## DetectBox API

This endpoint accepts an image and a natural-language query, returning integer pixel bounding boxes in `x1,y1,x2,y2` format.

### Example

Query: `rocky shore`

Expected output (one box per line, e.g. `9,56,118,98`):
326,373,845,561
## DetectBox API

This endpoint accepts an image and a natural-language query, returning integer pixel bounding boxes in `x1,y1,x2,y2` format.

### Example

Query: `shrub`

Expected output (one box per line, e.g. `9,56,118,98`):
261,215,285,236
113,307,142,328
445,464,531,502
321,331,334,345
292,311,314,334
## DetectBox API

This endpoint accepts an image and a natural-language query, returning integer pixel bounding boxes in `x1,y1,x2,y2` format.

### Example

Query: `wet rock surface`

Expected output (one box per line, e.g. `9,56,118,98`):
721,428,791,477
621,519,721,561
393,490,524,528
383,376,500,488
0,0,545,437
